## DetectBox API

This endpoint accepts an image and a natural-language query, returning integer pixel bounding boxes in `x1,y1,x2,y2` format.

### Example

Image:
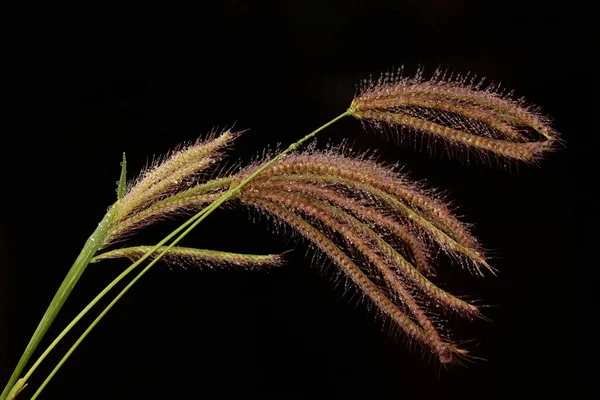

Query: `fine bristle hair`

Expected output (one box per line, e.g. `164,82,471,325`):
349,67,561,165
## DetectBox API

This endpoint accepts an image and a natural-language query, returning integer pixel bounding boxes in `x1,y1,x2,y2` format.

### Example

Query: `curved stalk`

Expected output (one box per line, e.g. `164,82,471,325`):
2,154,127,400
2,205,117,400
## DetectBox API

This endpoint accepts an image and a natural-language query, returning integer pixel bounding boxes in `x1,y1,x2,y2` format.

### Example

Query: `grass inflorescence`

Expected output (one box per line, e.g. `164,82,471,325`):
2,67,561,399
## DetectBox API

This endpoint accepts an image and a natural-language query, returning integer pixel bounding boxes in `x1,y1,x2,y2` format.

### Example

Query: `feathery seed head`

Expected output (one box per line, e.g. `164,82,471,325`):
115,129,239,223
104,130,240,246
349,67,560,163
235,150,488,275
233,149,490,362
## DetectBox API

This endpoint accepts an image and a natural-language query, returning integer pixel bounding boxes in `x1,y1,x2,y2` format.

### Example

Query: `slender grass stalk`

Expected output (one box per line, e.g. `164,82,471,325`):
6,111,351,399
2,210,114,400
0,154,127,400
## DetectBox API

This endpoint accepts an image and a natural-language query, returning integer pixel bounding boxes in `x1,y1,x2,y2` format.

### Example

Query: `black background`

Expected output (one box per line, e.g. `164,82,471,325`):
1,1,589,399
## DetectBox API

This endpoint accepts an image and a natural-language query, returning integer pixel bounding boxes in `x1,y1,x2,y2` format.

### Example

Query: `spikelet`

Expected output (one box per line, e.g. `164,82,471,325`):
92,246,284,270
349,67,560,163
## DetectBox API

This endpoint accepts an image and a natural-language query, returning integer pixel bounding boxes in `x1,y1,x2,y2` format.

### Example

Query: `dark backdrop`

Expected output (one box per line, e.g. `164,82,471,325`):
1,1,588,399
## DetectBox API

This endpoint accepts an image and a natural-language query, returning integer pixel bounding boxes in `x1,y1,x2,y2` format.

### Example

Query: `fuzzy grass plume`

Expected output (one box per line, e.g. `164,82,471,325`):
348,67,560,163
234,150,485,363
110,129,239,241
2,66,561,399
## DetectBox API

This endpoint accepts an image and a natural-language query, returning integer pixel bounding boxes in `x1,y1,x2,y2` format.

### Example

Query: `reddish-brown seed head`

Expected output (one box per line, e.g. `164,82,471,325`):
349,67,560,163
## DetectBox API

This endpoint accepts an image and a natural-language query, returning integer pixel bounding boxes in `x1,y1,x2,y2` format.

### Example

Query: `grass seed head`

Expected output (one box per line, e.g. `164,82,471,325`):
349,67,561,164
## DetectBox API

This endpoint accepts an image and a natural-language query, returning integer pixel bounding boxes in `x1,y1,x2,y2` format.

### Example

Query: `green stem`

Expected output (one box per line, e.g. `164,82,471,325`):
31,246,174,399
12,203,204,398
1,206,117,400
16,110,351,399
